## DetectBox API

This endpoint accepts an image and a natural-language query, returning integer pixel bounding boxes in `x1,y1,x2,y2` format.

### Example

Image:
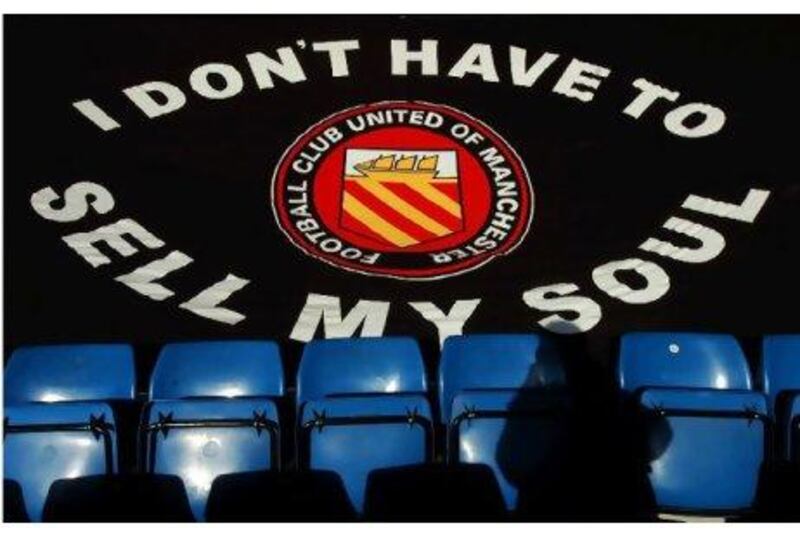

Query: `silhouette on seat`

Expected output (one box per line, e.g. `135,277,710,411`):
141,340,284,521
439,334,567,423
42,474,193,522
439,334,571,512
618,332,767,515
297,338,432,514
205,470,356,521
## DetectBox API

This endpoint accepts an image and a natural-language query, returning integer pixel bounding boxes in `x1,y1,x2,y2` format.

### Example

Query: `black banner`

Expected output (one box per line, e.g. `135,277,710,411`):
5,15,799,374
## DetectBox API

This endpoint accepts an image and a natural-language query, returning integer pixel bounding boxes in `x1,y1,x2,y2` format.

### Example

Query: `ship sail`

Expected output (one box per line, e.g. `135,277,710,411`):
395,156,416,170
417,155,438,171
354,154,441,181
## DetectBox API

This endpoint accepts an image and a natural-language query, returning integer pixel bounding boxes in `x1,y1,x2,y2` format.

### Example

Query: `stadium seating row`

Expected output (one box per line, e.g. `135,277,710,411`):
4,334,800,521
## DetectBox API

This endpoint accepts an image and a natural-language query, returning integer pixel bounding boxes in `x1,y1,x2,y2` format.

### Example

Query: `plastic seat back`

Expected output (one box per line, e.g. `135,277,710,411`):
297,337,426,409
364,464,506,521
142,398,279,521
150,341,283,399
791,397,800,462
761,335,800,416
439,334,566,422
4,402,118,521
638,388,767,511
5,344,135,404
618,333,750,393
618,332,766,513
205,471,356,521
4,479,29,522
448,389,572,510
42,474,194,522
300,395,432,514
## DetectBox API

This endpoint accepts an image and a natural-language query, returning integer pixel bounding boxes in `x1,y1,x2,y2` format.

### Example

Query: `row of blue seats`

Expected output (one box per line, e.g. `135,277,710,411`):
5,333,800,521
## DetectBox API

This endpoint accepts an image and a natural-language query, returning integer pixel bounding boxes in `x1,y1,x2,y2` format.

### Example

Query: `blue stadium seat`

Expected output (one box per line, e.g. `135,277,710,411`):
639,388,766,511
4,402,118,521
618,332,767,514
42,474,194,522
297,337,426,410
5,344,135,404
205,470,357,521
142,399,279,521
4,479,29,522
150,340,283,399
439,334,570,511
439,334,566,422
4,344,134,522
761,335,800,460
300,395,432,513
618,333,752,392
791,397,800,462
142,340,284,521
448,390,571,511
296,337,431,514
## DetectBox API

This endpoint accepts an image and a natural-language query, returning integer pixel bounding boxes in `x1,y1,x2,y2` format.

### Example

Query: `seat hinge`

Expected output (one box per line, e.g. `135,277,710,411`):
405,407,420,427
89,413,113,441
155,411,174,438
252,410,270,436
743,405,762,426
306,409,327,432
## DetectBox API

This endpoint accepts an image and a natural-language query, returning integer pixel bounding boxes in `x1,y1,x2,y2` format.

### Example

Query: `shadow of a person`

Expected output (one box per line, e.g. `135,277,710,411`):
495,327,658,521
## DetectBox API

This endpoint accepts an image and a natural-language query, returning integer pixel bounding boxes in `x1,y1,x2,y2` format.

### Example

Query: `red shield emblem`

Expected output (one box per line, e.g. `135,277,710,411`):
340,150,464,248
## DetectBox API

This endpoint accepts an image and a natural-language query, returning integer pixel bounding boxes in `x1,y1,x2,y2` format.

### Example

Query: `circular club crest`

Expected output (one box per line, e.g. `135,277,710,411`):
272,101,533,279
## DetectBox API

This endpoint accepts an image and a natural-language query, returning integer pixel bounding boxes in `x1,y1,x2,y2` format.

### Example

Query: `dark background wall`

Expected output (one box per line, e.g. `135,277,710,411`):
5,16,799,391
